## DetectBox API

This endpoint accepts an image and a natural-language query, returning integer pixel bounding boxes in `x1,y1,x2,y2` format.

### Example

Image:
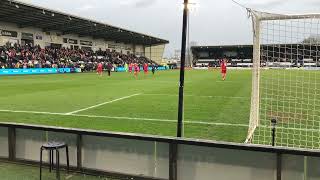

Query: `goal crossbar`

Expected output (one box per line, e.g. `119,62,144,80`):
249,9,320,21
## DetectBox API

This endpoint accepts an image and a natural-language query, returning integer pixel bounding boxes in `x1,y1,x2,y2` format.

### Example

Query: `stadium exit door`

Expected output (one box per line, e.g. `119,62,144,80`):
51,43,62,49
21,33,34,46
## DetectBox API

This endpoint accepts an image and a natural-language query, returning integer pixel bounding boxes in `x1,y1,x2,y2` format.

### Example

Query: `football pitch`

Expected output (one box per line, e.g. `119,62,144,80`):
0,70,252,143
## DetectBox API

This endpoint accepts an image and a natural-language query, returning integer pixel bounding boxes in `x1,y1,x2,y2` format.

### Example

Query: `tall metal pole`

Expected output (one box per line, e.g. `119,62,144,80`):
177,0,189,138
187,9,190,67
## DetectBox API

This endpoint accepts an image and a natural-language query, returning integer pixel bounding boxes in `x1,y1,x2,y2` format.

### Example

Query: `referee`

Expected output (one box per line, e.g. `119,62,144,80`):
107,62,112,76
151,64,156,75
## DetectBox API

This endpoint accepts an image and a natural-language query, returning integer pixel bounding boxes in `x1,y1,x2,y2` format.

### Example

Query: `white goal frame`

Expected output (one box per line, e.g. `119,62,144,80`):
245,9,320,145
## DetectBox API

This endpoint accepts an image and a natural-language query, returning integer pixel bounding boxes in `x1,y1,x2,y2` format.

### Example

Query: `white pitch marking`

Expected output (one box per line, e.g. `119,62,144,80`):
0,109,64,115
65,93,141,115
0,109,247,127
1,109,319,133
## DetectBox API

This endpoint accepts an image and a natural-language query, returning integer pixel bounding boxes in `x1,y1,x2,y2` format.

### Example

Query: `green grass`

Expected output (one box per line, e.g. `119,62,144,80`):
253,69,320,149
1,69,319,149
0,70,251,143
2,68,320,179
0,161,120,180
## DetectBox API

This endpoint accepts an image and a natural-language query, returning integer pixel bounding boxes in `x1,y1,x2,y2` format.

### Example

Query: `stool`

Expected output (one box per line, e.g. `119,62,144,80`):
40,142,69,180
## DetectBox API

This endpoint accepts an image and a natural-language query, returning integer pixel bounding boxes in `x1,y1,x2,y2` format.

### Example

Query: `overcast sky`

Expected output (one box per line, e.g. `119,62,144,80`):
17,0,320,57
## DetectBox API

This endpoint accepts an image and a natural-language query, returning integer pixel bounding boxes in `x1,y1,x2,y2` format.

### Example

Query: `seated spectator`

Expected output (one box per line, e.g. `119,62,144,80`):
0,42,158,71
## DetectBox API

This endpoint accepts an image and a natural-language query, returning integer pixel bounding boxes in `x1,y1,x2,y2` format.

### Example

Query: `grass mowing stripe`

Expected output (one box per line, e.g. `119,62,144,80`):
66,93,141,115
143,94,298,101
142,94,249,99
0,109,247,127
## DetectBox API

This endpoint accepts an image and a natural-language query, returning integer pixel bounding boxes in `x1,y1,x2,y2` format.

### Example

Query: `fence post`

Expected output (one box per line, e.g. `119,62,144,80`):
77,134,82,171
169,142,178,180
8,127,16,161
277,153,282,180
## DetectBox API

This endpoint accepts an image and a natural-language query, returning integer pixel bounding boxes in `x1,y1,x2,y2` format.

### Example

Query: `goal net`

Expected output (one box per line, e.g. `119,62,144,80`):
246,10,320,149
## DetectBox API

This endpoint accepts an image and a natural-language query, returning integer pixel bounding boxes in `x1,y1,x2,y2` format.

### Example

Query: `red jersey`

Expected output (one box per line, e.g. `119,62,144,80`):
144,64,148,71
220,61,227,70
134,65,139,72
97,63,103,70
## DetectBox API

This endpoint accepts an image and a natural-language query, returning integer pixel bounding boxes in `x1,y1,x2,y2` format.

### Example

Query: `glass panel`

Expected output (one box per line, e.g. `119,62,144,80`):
0,127,8,158
15,129,77,166
82,135,169,179
306,156,320,180
16,129,46,161
178,144,276,180
47,131,77,166
281,154,304,180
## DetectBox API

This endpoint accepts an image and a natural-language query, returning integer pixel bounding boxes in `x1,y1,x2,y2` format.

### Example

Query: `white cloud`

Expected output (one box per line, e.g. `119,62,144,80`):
118,0,158,8
75,4,96,12
134,0,157,8
15,0,33,3
241,0,320,11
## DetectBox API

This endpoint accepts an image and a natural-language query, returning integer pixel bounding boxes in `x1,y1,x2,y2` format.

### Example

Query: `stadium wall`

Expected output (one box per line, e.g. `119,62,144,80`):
0,21,149,56
2,123,320,180
145,44,165,64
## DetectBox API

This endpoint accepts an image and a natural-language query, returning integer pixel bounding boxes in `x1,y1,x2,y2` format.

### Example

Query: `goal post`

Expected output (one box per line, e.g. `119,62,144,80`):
246,9,320,149
246,11,261,143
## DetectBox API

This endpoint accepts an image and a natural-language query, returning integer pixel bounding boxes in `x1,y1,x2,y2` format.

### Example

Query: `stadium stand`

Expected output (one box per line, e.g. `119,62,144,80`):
192,44,320,68
0,43,157,71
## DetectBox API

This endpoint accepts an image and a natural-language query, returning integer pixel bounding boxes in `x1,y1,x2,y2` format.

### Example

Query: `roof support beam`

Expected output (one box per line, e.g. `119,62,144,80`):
42,20,83,31
19,17,66,28
62,25,98,35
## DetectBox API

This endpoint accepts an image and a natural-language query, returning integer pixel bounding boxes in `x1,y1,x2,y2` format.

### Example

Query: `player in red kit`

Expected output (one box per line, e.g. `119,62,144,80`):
143,63,149,76
220,58,228,81
134,63,139,79
97,62,103,76
129,63,133,73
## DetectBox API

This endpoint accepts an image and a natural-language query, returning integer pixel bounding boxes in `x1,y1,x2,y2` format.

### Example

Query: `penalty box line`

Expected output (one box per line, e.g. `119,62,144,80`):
0,109,247,127
65,93,141,115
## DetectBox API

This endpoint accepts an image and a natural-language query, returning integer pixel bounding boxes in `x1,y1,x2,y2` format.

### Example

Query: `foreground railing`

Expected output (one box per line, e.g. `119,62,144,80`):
0,122,320,180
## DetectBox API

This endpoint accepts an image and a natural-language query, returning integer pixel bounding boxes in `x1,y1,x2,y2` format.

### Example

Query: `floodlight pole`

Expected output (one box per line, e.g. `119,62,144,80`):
187,9,190,67
170,2,189,180
177,0,189,138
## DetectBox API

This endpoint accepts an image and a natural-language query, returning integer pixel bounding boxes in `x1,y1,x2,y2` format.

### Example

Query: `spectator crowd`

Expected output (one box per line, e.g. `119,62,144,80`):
0,42,157,71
